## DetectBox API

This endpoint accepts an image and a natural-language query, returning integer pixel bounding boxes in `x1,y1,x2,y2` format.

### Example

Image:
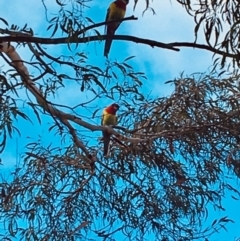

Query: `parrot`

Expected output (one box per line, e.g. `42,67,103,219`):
101,103,120,156
104,0,129,57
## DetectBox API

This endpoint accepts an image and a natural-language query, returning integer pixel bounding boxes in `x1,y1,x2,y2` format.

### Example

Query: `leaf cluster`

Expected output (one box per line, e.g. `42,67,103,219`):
1,73,240,240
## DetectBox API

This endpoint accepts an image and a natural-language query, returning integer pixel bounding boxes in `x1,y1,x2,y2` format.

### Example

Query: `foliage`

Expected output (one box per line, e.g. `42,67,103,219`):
0,0,240,241
174,0,240,68
136,0,240,68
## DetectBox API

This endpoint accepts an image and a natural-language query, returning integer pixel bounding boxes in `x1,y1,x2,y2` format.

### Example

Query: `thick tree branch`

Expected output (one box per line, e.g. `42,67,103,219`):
0,34,179,52
2,34,240,58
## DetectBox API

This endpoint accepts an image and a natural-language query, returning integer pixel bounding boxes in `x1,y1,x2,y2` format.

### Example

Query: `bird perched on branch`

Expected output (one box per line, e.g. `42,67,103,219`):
104,0,129,57
102,103,120,156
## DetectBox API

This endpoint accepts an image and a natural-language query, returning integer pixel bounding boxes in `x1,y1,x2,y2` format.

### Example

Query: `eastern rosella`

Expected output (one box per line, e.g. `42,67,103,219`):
101,103,120,156
104,0,129,57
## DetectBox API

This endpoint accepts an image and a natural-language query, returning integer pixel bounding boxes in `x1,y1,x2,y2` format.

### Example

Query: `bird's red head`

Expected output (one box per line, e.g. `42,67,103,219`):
105,103,120,114
116,0,129,7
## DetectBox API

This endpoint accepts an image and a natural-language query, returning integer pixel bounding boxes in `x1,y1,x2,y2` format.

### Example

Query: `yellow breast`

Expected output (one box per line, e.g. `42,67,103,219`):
102,109,117,126
108,2,126,21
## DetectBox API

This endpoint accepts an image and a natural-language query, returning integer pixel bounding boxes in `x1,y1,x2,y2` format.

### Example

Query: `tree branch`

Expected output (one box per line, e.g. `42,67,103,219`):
73,15,138,36
168,41,238,59
0,34,179,52
2,34,240,58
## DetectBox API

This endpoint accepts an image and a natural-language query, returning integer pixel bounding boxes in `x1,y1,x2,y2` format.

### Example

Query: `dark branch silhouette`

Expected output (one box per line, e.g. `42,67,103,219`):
2,34,240,58
168,41,238,59
73,15,138,36
0,34,179,52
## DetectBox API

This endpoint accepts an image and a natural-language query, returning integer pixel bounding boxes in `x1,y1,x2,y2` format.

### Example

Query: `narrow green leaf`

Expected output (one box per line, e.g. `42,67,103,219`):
124,56,135,62
0,17,8,26
50,24,58,38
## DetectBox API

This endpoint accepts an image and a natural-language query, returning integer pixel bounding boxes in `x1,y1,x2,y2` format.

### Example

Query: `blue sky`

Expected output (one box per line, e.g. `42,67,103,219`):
0,0,240,240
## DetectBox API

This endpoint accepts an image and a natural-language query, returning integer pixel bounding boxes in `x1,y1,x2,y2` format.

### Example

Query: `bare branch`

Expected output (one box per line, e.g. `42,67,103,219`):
0,34,179,52
73,15,138,36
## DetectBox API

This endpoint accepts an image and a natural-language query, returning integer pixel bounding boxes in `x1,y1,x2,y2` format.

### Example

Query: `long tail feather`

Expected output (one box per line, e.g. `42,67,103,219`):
102,131,111,156
104,35,113,57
